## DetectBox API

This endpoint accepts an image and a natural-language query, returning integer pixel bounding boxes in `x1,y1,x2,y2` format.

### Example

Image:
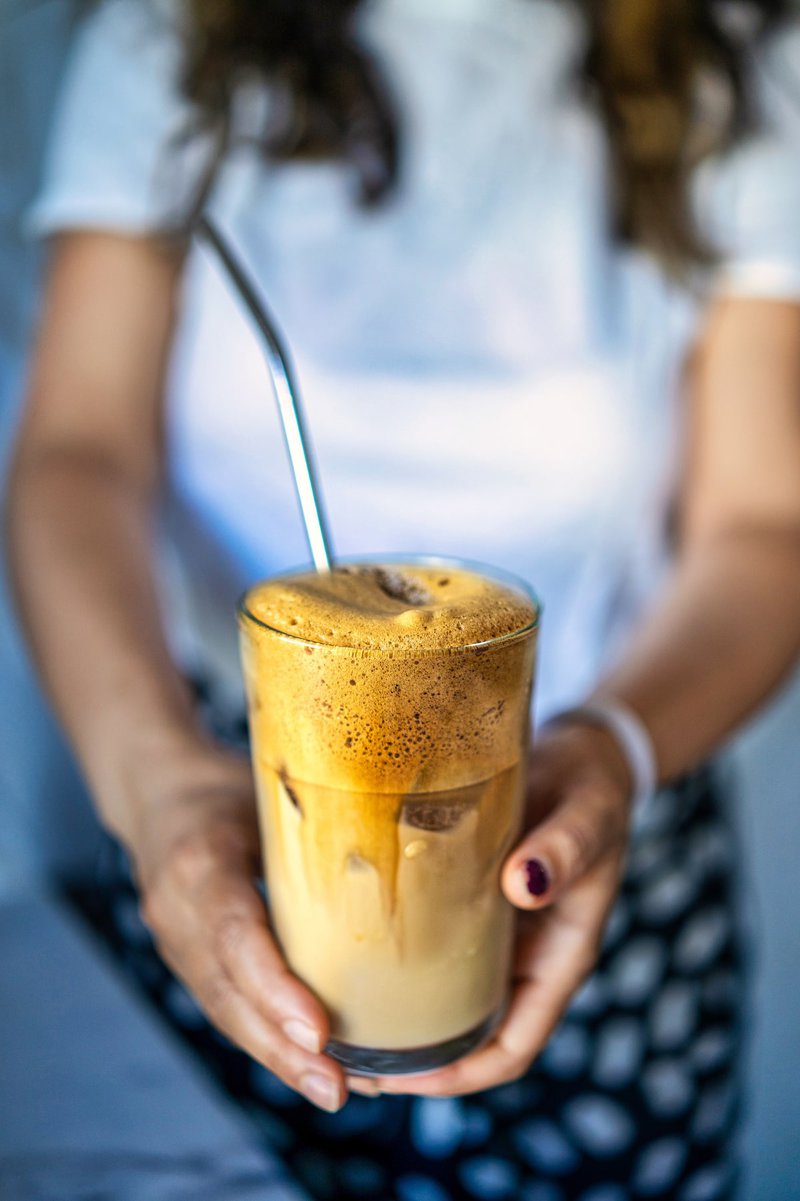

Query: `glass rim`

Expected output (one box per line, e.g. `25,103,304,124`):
237,554,540,654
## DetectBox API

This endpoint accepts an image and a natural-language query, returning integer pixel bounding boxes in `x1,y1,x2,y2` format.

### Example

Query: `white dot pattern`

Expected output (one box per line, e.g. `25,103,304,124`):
641,1059,695,1118
513,1119,580,1175
633,1137,687,1195
564,1096,636,1156
541,1023,592,1080
592,1016,644,1088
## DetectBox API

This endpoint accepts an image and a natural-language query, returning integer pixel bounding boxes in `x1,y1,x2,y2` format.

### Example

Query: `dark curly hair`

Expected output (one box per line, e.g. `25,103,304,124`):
180,0,793,273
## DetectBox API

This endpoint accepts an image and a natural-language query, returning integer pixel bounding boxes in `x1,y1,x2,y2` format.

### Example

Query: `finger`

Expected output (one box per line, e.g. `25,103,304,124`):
145,858,334,1065
197,867,332,1054
373,952,572,1098
502,782,625,909
377,862,620,1098
347,1075,382,1097
169,947,346,1112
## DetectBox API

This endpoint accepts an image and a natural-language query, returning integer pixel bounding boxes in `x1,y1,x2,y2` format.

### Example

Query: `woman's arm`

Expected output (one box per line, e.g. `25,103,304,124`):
597,297,800,777
8,233,200,841
373,296,800,1098
7,233,347,1112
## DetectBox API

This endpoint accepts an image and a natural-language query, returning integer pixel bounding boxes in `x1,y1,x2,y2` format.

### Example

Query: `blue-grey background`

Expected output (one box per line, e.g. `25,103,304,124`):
1,4,798,1197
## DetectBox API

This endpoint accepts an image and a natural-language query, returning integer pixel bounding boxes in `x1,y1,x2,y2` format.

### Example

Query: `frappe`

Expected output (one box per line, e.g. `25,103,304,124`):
239,559,538,1073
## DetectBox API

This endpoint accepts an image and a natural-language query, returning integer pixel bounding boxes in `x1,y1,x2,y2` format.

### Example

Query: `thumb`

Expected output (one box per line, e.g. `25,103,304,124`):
501,782,624,910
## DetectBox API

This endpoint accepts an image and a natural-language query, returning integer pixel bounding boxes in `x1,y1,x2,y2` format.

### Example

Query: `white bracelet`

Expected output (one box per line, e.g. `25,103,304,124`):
543,699,658,813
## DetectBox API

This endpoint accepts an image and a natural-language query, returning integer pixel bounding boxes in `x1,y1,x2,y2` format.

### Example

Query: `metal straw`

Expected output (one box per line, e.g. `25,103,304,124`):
195,216,334,572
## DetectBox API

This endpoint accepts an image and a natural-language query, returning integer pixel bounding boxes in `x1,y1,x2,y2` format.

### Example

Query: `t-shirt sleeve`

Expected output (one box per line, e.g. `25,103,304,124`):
26,0,214,238
694,20,800,301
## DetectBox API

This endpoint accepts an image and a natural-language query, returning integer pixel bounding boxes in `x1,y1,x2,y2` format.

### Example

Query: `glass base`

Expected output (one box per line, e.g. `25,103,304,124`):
326,1009,501,1076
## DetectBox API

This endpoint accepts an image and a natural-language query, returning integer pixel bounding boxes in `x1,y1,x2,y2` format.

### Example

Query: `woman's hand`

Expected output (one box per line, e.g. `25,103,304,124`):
132,747,348,1113
367,721,633,1099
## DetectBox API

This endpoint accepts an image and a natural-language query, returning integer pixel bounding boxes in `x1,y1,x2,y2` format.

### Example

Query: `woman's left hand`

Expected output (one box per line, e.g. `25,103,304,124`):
364,720,633,1099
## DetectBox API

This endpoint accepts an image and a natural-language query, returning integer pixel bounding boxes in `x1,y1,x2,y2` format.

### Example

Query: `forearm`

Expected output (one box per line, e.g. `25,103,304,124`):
593,523,800,782
7,449,227,848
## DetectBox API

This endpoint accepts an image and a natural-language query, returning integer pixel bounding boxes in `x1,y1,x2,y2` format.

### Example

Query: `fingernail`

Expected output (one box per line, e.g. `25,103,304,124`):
525,857,549,897
283,1019,321,1054
301,1072,341,1112
347,1074,381,1097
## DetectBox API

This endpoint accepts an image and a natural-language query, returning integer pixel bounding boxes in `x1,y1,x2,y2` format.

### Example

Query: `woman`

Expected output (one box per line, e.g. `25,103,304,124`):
9,0,800,1197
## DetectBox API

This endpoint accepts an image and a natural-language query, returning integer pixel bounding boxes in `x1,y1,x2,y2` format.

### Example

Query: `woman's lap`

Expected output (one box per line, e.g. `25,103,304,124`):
68,767,746,1201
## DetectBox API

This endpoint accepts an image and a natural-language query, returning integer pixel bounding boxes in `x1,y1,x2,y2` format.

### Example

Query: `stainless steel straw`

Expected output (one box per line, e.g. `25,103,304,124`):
196,216,334,572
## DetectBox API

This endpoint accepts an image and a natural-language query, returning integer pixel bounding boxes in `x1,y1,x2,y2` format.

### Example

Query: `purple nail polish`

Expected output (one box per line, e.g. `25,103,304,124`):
525,858,549,897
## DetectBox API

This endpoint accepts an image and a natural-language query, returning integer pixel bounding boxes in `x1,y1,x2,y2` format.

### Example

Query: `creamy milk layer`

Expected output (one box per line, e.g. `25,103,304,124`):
240,562,537,1051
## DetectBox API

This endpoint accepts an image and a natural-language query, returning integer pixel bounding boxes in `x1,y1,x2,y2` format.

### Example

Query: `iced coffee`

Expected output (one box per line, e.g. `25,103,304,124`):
239,560,538,1074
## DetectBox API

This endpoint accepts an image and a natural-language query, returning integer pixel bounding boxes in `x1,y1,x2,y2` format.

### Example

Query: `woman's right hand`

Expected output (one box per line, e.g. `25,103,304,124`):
131,747,348,1112
8,232,347,1112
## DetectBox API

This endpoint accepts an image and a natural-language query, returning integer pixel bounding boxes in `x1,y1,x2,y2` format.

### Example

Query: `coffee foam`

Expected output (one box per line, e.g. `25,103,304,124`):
241,563,537,792
244,563,536,652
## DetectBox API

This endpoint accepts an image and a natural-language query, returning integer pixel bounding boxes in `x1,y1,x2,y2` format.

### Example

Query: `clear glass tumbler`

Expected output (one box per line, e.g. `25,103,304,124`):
238,557,538,1074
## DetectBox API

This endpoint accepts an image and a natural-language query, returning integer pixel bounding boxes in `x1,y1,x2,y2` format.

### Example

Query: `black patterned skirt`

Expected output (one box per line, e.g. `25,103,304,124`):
69,761,746,1201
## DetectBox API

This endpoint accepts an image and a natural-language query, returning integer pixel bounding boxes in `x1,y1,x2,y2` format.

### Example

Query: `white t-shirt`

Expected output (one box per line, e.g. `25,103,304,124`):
29,0,800,720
